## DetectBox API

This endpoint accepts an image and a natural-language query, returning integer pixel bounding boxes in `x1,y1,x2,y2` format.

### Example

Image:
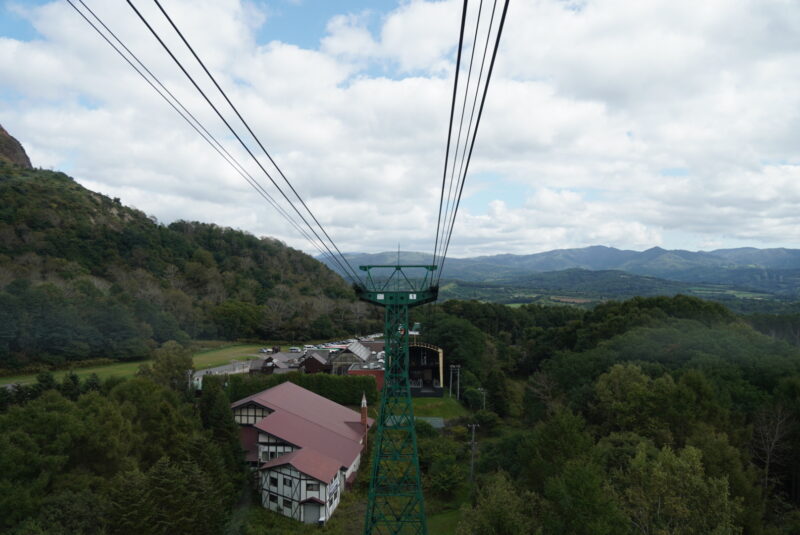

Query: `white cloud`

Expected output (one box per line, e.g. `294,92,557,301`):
2,0,800,260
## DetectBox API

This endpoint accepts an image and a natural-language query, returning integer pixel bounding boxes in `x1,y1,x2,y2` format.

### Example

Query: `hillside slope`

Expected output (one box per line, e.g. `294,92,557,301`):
0,159,374,372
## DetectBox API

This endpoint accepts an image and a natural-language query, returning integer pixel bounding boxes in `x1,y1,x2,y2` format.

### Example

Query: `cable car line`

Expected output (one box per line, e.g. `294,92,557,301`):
435,0,487,270
437,0,510,284
149,0,361,284
432,0,469,275
438,0,497,282
124,0,362,283
65,0,352,280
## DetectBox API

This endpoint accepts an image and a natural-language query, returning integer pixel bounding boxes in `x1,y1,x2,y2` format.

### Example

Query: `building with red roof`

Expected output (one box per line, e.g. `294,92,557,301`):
231,382,372,524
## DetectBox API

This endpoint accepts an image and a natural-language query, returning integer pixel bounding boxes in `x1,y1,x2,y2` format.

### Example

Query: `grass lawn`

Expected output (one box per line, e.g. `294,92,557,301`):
0,343,264,386
413,395,469,419
428,509,461,534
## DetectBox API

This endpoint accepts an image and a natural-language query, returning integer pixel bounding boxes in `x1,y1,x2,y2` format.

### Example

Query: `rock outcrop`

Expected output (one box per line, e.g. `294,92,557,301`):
0,124,32,168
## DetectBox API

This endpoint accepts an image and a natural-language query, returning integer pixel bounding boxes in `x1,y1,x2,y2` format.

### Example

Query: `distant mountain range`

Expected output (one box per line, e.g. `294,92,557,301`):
320,247,800,306
324,246,800,279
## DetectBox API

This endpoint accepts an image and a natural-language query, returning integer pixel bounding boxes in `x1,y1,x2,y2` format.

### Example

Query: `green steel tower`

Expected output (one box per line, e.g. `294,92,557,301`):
357,264,438,535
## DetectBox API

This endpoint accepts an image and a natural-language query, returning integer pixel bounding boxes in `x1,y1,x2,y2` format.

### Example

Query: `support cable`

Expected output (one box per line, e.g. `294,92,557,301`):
66,0,349,276
438,0,497,281
125,0,362,283
149,0,361,284
432,0,469,273
435,0,485,268
438,0,510,283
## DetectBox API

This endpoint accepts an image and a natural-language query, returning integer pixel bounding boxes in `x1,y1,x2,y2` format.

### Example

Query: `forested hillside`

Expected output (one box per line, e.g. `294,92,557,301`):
0,160,377,373
0,344,245,534
412,296,800,534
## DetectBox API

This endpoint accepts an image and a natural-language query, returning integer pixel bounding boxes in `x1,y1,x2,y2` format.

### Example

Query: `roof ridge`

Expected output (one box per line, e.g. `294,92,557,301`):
262,403,363,442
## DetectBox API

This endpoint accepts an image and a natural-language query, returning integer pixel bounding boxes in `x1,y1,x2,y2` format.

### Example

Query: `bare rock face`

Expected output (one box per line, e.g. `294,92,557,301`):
0,124,32,169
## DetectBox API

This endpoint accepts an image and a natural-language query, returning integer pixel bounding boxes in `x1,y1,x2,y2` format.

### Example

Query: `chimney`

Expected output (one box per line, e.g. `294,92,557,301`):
361,392,368,448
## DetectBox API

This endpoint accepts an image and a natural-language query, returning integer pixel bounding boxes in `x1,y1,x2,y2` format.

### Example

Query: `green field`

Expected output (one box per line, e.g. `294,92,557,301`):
0,343,264,386
413,395,469,419
427,509,461,534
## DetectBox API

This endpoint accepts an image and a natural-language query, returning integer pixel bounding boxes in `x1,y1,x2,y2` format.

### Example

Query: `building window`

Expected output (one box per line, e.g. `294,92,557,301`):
283,499,292,509
269,476,278,487
269,494,277,503
307,483,319,491
261,450,269,461
283,477,292,487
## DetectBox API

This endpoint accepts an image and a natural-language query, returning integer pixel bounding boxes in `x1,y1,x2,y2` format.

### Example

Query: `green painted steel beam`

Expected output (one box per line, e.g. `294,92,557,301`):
358,265,437,535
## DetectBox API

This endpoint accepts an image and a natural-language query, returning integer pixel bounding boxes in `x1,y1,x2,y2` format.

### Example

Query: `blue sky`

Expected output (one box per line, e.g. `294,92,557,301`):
0,1,397,43
1,1,47,40
254,0,396,49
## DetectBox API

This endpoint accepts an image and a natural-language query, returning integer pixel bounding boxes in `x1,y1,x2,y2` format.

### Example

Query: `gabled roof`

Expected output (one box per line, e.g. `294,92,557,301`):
359,340,385,353
255,411,362,469
260,449,341,484
345,341,372,361
248,358,269,372
329,341,373,363
231,381,373,441
233,382,373,479
303,352,329,365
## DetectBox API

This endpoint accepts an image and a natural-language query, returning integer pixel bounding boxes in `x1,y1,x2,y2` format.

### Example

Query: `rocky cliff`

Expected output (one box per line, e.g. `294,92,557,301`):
0,124,32,168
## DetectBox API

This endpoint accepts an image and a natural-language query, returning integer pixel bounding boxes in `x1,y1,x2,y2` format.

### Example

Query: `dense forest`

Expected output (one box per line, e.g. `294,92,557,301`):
3,294,800,533
0,160,380,374
410,296,800,534
0,343,244,534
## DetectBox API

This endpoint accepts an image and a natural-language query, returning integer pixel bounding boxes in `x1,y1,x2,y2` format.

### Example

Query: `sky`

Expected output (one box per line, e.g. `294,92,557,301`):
2,0,800,258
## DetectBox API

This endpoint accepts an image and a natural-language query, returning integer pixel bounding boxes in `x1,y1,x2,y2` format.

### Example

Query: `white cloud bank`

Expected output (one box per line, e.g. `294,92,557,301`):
2,0,800,257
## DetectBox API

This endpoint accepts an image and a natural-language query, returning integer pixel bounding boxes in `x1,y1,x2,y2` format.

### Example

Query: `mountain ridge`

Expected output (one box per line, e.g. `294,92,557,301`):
323,245,800,280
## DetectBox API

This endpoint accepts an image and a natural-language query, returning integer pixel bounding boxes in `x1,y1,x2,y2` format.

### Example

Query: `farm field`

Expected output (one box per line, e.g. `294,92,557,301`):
0,343,264,386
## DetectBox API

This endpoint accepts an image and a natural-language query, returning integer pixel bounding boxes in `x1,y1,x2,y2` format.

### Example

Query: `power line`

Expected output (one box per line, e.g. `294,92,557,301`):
148,0,362,284
65,0,351,277
125,0,362,283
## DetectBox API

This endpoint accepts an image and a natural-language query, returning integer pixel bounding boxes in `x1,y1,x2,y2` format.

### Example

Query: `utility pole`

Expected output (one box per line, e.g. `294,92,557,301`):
477,387,486,410
450,364,461,400
449,365,453,398
356,264,438,535
468,423,480,482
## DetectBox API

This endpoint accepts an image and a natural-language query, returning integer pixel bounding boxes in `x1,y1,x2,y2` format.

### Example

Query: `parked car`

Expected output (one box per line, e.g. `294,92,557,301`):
289,347,302,353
